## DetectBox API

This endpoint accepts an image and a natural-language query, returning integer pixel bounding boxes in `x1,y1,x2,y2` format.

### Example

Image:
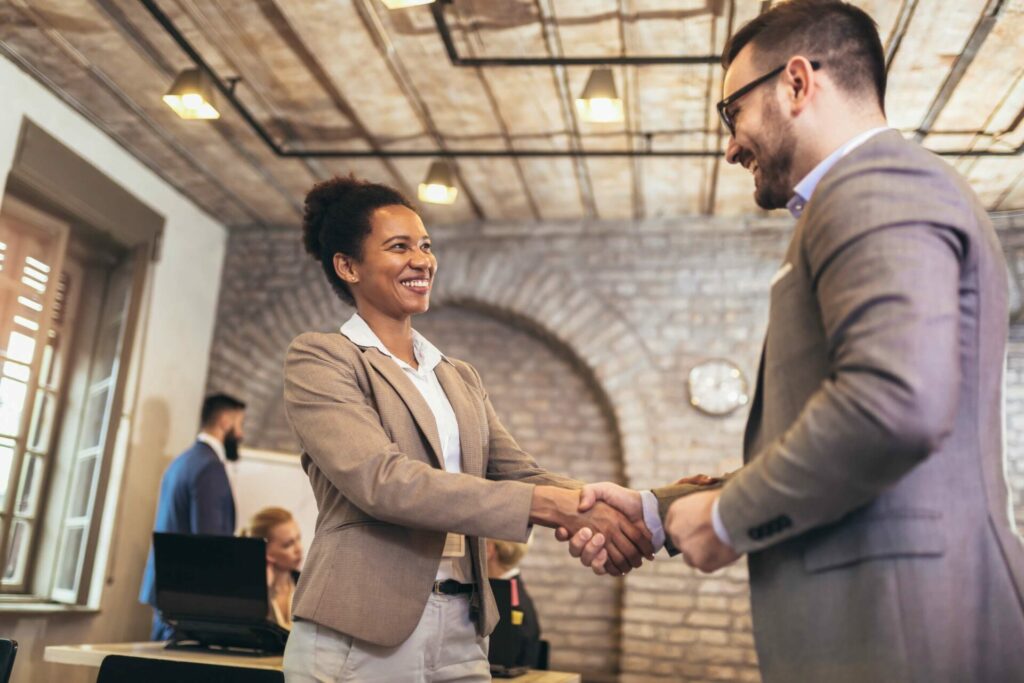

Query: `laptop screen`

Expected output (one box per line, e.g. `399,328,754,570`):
153,533,268,621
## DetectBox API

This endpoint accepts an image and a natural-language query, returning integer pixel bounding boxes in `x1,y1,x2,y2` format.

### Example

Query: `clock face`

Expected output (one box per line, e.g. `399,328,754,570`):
687,359,750,416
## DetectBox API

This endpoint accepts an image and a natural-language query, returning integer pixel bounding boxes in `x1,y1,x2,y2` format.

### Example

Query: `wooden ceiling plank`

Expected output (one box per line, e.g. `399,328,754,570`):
95,0,317,212
454,0,547,57
642,155,706,217
551,0,620,58
965,156,1024,208
620,0,644,220
167,1,369,153
884,0,989,130
0,34,251,225
20,0,300,224
203,0,419,200
934,1,1024,133
996,164,1024,210
443,3,583,220
163,0,332,183
536,0,597,218
352,0,487,219
454,3,543,220
3,1,270,226
702,2,728,216
912,0,1006,137
270,0,424,145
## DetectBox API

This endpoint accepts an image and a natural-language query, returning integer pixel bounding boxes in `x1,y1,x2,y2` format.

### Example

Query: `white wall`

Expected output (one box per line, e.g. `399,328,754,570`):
0,54,228,683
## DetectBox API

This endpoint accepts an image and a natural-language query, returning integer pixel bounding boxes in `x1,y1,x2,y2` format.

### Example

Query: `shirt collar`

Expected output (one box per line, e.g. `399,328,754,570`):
340,312,444,374
197,432,226,464
787,127,891,218
498,567,521,580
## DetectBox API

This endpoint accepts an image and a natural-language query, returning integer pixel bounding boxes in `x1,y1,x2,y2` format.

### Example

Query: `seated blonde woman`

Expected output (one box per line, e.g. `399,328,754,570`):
242,506,304,629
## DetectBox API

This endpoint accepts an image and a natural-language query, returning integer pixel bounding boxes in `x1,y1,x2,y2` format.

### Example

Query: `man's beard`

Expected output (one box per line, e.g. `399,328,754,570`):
752,99,796,210
224,429,241,462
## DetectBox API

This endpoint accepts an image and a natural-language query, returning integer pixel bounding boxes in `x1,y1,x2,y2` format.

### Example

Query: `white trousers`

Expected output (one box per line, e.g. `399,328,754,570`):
282,593,490,683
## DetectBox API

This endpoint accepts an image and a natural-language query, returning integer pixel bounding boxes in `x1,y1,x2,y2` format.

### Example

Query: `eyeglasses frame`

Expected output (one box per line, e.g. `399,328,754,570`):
717,60,822,136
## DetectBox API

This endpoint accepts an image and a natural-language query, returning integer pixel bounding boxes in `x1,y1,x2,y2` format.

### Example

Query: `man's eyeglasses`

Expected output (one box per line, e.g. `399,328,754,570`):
716,61,821,137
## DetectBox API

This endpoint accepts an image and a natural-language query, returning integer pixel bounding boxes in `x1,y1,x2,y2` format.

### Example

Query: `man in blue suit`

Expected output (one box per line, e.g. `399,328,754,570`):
139,393,247,640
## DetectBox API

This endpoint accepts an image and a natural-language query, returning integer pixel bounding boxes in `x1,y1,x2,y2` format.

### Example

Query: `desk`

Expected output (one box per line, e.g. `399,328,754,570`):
44,642,582,682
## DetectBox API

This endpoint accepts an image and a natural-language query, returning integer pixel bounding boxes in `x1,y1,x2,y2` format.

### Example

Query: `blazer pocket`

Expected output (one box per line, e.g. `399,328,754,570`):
802,509,945,573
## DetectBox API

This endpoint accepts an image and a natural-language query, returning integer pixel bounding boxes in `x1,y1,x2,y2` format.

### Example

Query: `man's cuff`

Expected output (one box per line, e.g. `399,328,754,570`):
640,490,666,551
711,497,734,549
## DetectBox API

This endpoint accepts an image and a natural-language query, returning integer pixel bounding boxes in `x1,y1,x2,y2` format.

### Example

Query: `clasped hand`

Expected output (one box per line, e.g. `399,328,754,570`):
553,476,739,575
530,486,654,576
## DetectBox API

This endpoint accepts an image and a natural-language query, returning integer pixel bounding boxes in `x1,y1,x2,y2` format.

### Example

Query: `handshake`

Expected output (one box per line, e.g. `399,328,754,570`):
529,474,739,576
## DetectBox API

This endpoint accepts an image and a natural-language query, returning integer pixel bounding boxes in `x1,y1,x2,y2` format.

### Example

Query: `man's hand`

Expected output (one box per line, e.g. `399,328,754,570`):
556,476,721,575
664,488,739,573
553,482,641,574
530,486,653,576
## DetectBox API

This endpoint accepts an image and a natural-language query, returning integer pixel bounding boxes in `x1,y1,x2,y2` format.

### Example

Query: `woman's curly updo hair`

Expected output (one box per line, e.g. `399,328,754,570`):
301,174,415,306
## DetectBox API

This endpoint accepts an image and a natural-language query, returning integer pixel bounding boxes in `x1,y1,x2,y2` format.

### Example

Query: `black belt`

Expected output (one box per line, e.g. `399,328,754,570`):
432,580,474,595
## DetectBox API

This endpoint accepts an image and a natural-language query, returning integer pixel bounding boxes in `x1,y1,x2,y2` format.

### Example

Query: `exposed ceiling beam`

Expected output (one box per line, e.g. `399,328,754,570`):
173,0,332,183
5,1,267,226
883,0,920,72
250,0,415,198
619,0,643,220
432,0,718,67
914,0,1006,140
90,0,305,216
124,0,1024,162
452,4,541,220
703,0,736,215
351,0,486,219
535,0,597,218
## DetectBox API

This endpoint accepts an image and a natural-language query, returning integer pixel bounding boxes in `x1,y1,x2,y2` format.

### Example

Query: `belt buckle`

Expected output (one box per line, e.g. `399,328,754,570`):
431,581,445,595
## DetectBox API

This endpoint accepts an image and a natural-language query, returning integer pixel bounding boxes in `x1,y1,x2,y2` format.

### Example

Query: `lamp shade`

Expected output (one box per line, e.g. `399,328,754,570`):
418,160,458,205
575,68,624,123
381,0,435,8
163,68,220,120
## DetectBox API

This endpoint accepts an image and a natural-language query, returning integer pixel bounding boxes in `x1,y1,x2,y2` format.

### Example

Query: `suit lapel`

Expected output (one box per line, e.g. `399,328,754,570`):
745,219,805,462
434,361,483,478
363,349,444,468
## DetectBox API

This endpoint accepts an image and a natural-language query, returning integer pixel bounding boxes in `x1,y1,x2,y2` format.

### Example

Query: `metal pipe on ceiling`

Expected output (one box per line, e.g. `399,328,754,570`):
140,0,1022,160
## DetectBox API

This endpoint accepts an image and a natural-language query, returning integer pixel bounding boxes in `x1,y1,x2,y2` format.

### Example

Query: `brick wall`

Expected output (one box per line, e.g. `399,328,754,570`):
206,212,1024,682
416,307,625,676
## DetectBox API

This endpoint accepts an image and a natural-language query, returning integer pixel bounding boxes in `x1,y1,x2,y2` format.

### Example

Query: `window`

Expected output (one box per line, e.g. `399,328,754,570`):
0,194,145,604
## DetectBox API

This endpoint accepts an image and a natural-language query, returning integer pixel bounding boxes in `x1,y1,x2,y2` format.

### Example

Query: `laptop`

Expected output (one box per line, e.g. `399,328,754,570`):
153,532,289,654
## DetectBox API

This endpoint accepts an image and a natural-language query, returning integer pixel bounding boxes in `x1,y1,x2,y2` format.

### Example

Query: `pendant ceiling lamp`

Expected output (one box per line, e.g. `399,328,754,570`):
163,68,220,120
575,68,624,123
418,160,458,205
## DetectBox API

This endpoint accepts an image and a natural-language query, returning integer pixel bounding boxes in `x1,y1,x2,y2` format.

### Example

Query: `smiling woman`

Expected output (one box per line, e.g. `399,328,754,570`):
281,175,653,682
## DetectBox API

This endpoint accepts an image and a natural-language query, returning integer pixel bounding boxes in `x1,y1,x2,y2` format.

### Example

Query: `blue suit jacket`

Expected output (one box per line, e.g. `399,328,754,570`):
138,440,236,606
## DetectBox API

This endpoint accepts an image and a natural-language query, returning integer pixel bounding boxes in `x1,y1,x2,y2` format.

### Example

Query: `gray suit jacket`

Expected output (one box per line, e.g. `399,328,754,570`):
283,332,579,647
661,130,1024,682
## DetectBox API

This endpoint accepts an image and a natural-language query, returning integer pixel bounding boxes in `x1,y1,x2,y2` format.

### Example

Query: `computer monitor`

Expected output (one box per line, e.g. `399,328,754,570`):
153,533,288,653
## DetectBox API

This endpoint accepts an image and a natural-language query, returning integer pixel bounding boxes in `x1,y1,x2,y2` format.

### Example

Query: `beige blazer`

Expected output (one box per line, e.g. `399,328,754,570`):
656,130,1024,681
283,331,579,647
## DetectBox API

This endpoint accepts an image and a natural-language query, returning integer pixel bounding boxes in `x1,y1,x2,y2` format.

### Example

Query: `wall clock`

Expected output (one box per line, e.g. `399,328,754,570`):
687,359,750,416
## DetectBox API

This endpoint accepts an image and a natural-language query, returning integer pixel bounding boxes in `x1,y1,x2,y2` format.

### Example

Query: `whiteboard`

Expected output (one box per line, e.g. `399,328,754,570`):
227,447,317,568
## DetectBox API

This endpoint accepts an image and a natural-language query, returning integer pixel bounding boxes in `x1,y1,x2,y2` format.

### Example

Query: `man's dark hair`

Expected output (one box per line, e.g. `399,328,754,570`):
201,393,246,428
723,0,886,111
